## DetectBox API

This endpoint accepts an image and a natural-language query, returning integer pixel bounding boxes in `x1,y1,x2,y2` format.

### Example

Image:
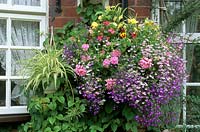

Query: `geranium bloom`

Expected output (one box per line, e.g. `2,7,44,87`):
82,44,89,51
110,56,119,65
103,21,110,26
105,78,116,90
103,59,110,68
111,50,121,57
97,35,103,41
127,18,138,24
138,57,153,69
75,65,87,76
81,55,91,62
108,28,115,34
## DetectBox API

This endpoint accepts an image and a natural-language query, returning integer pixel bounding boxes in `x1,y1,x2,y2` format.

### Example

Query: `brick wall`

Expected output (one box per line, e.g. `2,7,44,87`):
49,0,152,28
49,0,80,28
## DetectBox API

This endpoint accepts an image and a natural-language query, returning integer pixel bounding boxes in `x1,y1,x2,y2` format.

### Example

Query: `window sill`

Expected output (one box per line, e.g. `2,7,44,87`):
0,114,30,123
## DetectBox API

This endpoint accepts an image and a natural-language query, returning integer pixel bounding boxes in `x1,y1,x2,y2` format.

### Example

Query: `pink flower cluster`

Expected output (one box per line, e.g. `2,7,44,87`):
82,44,89,51
105,78,116,90
75,64,87,76
138,57,153,69
102,50,121,68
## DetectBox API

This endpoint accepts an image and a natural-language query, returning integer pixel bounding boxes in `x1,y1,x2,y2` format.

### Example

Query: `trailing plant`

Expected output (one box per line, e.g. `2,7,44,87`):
19,92,87,132
22,43,75,95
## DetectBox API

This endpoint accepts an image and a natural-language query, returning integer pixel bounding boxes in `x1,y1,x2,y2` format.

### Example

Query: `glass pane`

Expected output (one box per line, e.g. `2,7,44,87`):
186,44,200,82
186,87,200,125
0,50,6,76
0,19,6,45
186,15,199,33
0,0,7,4
12,0,40,6
11,50,35,76
160,1,183,32
11,20,40,46
0,80,6,106
11,80,27,106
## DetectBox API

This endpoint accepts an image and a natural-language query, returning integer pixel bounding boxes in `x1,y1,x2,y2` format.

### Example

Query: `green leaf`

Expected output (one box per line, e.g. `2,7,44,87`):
68,100,74,107
122,105,135,121
111,124,118,132
53,126,61,132
105,103,113,114
48,117,56,125
48,102,57,110
44,127,52,132
57,96,65,104
56,114,64,120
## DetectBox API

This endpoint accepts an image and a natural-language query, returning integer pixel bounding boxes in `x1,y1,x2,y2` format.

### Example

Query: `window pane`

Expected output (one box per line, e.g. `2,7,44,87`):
11,80,27,106
11,50,35,76
12,0,40,6
0,0,7,4
186,15,200,33
0,50,6,76
0,80,6,106
0,19,6,45
186,87,200,125
186,44,200,82
11,20,40,46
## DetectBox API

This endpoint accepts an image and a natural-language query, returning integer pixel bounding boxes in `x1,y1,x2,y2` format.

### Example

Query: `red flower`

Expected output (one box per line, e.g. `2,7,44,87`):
103,21,110,26
131,32,137,38
97,35,103,41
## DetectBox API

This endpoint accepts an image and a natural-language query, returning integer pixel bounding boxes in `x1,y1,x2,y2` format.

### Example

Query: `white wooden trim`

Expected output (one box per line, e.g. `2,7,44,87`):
0,107,28,115
0,2,48,114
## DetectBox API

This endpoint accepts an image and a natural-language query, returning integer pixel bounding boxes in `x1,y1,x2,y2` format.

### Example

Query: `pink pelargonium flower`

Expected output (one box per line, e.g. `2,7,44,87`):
110,56,119,65
81,55,91,62
97,35,103,41
81,44,89,51
103,59,110,68
105,78,116,90
75,65,87,76
108,28,115,34
138,57,153,69
111,50,121,57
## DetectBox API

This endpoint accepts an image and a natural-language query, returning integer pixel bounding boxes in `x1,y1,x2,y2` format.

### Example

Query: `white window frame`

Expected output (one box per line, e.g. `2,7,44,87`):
0,0,48,114
152,0,200,131
77,0,109,6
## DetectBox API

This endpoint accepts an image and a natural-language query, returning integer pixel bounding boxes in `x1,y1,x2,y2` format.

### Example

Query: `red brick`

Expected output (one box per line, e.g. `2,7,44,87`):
62,7,79,17
133,6,151,17
49,17,75,28
135,0,151,6
61,0,76,6
128,0,135,6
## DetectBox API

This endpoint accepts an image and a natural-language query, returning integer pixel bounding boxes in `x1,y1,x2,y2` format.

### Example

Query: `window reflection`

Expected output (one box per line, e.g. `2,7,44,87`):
187,44,200,82
0,80,6,106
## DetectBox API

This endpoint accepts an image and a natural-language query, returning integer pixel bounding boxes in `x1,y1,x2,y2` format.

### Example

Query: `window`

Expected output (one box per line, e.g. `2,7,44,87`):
0,0,47,114
152,0,200,131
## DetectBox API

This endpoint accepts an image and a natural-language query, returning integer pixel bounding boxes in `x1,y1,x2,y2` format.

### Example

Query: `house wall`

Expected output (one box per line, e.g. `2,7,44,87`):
49,0,151,28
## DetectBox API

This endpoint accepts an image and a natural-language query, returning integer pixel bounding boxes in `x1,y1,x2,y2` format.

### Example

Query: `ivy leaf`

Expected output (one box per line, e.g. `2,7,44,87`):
57,96,65,104
67,100,74,107
53,126,61,132
111,124,118,132
122,105,135,121
56,114,64,120
48,117,56,125
44,127,52,132
48,102,57,110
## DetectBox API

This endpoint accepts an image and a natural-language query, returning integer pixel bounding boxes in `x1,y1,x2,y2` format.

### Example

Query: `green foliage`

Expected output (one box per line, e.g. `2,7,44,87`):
22,44,75,95
19,92,87,132
76,1,104,25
